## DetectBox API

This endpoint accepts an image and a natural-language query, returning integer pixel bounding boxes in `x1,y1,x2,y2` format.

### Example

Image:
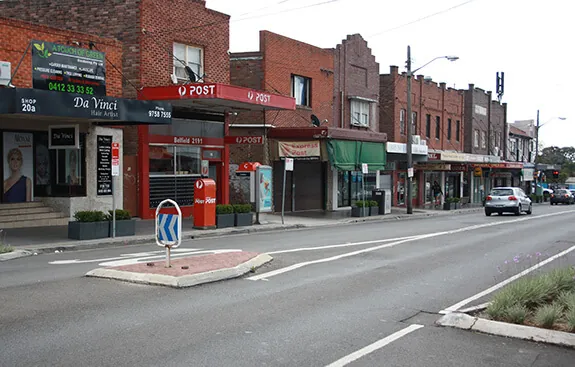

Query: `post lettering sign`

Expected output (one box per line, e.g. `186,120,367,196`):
96,135,112,195
224,136,264,145
278,141,320,159
193,179,216,229
48,125,79,149
31,40,106,96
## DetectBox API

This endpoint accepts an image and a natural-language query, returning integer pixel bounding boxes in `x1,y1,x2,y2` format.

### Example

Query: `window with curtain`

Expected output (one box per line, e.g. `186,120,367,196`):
411,111,417,135
291,75,311,107
435,116,441,139
447,118,452,140
481,131,487,148
425,114,431,138
456,120,461,141
474,130,479,147
173,43,203,81
350,100,370,127
400,109,406,135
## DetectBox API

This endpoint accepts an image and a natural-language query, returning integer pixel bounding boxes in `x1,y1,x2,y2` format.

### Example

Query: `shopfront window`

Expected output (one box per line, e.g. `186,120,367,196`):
424,172,441,204
337,171,377,207
176,146,201,175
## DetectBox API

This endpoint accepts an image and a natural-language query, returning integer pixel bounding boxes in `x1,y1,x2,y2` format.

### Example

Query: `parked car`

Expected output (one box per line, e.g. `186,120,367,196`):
569,189,575,198
485,187,532,216
550,189,575,205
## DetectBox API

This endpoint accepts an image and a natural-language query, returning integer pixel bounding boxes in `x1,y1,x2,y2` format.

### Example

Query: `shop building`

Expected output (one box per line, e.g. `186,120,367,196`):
380,66,465,207
1,0,295,219
230,32,386,212
0,18,170,228
507,124,535,193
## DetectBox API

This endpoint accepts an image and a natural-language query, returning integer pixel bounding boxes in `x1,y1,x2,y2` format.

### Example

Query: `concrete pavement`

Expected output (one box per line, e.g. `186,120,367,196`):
1,204,574,366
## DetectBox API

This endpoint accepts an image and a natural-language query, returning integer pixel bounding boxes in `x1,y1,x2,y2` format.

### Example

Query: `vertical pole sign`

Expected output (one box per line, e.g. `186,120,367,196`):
255,165,273,225
362,163,369,216
155,199,182,268
281,158,294,225
111,142,120,238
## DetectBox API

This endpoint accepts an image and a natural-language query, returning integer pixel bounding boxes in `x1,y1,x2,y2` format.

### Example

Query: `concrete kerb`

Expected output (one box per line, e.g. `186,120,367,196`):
86,253,273,288
0,249,33,261
436,312,575,349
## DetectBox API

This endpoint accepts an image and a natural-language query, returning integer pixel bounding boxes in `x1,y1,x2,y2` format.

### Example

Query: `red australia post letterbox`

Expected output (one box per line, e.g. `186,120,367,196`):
193,178,216,229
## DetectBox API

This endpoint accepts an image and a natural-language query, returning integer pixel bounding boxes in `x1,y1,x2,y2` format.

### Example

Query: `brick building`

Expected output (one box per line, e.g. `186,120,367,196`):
230,32,386,212
380,66,465,208
0,17,171,227
1,0,294,220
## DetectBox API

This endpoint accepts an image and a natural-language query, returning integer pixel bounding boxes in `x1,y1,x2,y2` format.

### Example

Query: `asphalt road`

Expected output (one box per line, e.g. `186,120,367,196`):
2,204,575,366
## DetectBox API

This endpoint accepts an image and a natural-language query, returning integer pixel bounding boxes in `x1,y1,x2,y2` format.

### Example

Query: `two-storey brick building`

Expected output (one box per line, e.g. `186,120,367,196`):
1,0,295,219
230,32,386,212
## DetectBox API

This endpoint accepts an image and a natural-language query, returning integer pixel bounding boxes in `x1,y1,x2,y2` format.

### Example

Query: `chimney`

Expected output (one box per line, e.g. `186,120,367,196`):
468,83,474,91
440,82,446,89
390,65,399,75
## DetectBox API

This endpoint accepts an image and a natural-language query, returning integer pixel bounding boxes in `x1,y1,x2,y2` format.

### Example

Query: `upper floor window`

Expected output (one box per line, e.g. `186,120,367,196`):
425,114,431,138
480,131,487,149
447,118,452,140
173,43,203,81
350,100,370,127
435,116,441,139
456,120,461,142
474,130,479,148
291,75,311,107
411,112,417,135
400,109,406,135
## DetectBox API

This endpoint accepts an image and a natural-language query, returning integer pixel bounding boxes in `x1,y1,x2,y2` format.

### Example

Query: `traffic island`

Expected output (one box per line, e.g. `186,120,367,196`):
86,251,273,288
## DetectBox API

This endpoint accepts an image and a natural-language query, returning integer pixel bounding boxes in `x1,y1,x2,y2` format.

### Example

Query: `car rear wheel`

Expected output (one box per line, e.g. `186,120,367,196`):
485,209,492,216
515,204,521,216
526,204,532,215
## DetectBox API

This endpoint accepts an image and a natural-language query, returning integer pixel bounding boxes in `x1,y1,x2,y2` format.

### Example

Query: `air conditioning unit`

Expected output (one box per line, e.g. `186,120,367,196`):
0,61,11,86
420,139,427,146
412,135,421,145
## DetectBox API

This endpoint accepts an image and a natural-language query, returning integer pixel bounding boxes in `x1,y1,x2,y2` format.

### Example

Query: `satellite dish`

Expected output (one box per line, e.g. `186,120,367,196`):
170,74,178,84
311,114,320,127
185,66,197,83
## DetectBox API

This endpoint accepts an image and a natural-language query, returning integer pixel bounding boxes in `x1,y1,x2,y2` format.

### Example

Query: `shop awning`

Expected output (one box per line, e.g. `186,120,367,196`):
138,83,296,112
327,140,386,171
0,88,172,125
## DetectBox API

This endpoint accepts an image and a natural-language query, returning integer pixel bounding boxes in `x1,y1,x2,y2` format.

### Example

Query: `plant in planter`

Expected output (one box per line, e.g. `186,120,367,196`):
443,197,461,210
233,204,253,227
216,204,235,229
368,200,380,216
68,210,108,240
106,209,135,237
351,201,369,217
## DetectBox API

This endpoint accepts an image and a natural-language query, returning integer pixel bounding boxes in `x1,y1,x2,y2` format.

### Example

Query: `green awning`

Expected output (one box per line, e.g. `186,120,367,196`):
326,140,386,172
359,141,387,171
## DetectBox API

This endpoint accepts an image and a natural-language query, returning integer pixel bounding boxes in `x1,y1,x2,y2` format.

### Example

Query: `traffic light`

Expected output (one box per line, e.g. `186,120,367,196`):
553,170,560,178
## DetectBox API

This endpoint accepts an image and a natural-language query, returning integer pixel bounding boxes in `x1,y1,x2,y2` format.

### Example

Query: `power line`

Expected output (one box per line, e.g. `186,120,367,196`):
366,0,476,38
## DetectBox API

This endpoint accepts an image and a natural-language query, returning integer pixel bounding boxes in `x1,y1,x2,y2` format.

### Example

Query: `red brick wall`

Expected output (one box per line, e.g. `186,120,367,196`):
380,65,464,152
334,34,379,131
260,31,334,129
0,17,123,97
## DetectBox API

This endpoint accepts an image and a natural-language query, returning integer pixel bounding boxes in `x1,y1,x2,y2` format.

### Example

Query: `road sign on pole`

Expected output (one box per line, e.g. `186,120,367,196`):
111,142,120,238
285,157,294,171
155,199,182,268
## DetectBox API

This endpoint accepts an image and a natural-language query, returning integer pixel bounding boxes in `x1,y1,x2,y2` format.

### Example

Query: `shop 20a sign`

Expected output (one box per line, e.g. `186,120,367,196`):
49,125,79,149
31,40,106,96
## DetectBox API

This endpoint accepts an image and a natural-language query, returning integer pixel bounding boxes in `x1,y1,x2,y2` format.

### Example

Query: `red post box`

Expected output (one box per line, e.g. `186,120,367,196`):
193,178,216,229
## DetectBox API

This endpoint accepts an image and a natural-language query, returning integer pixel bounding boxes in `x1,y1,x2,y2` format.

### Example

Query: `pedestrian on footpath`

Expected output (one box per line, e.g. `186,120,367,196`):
432,181,443,207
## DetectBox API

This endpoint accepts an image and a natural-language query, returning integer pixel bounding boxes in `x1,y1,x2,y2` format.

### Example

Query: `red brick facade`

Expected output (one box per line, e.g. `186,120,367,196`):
0,17,123,97
380,65,465,151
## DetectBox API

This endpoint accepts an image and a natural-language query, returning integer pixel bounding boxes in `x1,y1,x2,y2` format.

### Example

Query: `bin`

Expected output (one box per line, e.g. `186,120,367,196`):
372,189,386,215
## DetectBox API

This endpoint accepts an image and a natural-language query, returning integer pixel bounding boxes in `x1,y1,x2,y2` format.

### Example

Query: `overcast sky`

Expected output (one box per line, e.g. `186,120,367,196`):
207,0,572,149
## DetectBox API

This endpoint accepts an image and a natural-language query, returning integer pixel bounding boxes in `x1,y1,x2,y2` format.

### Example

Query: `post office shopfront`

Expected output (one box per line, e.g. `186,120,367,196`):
0,87,171,218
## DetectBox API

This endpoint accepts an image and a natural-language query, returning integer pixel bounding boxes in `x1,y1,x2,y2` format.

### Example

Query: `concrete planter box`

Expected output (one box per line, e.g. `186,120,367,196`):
68,221,109,240
351,207,368,217
217,214,235,229
369,207,379,216
109,220,136,237
443,202,461,210
235,213,253,227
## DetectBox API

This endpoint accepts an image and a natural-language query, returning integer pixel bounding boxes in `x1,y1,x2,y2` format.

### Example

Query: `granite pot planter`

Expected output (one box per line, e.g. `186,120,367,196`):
369,207,380,216
217,214,235,229
351,206,368,217
109,219,136,237
235,213,253,227
68,221,109,240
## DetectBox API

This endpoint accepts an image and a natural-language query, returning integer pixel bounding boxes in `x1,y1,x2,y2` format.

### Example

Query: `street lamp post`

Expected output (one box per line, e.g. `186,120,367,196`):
405,46,458,214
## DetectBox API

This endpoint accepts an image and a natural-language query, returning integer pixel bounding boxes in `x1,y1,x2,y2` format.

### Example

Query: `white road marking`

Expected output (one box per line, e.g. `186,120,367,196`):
324,324,424,367
267,235,423,255
439,243,575,314
249,209,575,281
99,249,242,267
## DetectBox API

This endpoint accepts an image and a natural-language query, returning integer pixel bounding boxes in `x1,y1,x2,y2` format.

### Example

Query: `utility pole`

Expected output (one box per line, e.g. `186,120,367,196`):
406,45,413,215
535,109,540,197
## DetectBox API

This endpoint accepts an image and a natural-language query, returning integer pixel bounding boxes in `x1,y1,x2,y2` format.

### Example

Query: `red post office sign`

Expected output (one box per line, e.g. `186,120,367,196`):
224,136,264,145
193,178,216,229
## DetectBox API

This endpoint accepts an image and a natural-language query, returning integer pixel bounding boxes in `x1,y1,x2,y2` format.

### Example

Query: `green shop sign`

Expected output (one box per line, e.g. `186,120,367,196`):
31,40,106,96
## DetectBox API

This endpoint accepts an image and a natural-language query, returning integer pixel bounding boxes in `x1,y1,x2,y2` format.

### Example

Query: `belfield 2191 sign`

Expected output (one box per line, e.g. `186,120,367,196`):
31,40,106,96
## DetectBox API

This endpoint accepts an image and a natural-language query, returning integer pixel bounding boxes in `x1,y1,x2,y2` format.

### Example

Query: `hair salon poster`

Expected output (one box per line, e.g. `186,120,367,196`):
3,132,34,203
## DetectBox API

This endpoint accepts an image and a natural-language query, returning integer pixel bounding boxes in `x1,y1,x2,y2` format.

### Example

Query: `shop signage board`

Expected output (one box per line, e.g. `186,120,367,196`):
31,40,106,96
386,142,428,155
7,88,171,124
96,135,112,195
48,125,79,149
474,167,483,177
278,141,320,159
224,136,264,145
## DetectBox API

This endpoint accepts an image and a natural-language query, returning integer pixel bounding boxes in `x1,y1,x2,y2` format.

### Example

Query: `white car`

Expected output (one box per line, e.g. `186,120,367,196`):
485,187,532,216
